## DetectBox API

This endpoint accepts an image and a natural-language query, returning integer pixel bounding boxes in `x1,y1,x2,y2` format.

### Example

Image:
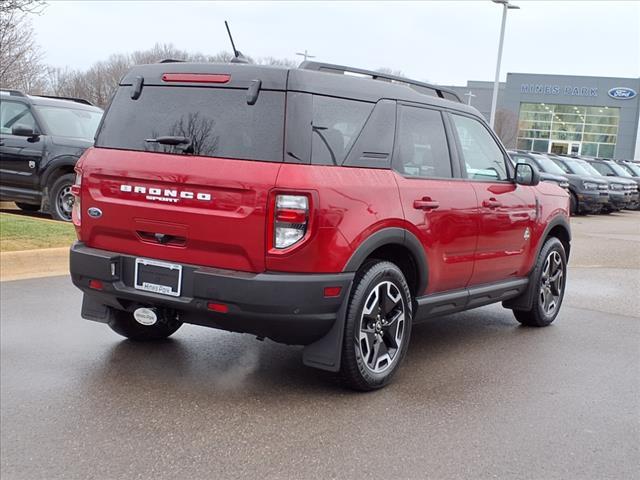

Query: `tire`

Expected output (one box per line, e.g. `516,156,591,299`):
48,173,75,222
513,237,567,327
340,260,413,391
108,308,182,341
569,192,578,216
15,202,40,212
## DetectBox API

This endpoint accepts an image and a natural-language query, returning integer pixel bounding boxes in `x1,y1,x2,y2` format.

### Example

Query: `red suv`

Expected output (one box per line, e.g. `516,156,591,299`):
70,62,571,390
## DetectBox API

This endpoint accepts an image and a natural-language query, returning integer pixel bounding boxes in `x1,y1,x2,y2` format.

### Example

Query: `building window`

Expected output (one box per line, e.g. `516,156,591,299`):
516,102,620,157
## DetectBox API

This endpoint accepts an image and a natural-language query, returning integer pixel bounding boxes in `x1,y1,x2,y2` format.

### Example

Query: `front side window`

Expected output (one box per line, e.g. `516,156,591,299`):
34,105,102,141
451,114,508,181
0,101,38,134
311,96,373,165
589,161,614,176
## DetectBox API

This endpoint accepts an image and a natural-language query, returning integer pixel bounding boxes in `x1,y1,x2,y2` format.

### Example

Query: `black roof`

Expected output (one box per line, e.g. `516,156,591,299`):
120,62,479,116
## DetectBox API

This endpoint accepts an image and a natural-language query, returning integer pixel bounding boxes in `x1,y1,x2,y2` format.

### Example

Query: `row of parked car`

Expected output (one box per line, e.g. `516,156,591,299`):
508,151,640,215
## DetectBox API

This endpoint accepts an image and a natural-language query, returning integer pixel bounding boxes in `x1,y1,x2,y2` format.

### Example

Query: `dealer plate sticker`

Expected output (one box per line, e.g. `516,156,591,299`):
134,258,182,297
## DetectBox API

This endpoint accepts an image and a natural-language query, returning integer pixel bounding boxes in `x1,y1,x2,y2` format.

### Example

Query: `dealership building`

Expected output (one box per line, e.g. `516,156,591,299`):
445,73,640,160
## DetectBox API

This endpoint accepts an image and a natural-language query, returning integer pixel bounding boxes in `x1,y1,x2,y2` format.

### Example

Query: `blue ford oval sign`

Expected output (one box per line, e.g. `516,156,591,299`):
87,207,102,218
608,87,637,100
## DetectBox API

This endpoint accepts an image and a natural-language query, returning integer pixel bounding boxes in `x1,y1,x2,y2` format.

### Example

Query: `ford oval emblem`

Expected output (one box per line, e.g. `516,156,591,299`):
608,87,637,100
87,207,102,218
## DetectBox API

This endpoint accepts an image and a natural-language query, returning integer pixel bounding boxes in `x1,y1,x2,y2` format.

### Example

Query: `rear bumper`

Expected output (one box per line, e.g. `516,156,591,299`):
70,242,354,345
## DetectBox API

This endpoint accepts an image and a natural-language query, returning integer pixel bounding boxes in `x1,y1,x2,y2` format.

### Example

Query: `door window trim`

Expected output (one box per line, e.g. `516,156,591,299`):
446,111,515,183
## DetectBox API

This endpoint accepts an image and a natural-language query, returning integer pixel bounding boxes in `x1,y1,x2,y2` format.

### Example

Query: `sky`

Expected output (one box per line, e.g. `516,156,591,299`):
30,0,640,86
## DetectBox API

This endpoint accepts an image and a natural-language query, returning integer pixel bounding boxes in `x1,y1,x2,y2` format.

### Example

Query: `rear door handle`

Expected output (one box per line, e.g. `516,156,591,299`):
413,198,440,211
482,198,502,209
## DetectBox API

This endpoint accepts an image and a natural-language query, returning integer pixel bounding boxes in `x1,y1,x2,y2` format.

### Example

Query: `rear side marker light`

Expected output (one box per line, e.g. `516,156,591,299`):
274,195,309,249
89,279,103,290
207,302,229,313
324,286,342,298
161,73,230,83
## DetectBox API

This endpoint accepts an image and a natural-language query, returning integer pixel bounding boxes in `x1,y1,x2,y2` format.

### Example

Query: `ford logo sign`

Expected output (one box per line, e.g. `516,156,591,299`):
608,87,637,100
87,207,102,218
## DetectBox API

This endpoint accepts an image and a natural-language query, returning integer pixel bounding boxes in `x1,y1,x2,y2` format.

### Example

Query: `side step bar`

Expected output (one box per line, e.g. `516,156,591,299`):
414,278,529,322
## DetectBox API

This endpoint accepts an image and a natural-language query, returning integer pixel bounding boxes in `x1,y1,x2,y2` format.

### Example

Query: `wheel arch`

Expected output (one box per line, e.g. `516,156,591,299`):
343,227,428,297
41,156,79,190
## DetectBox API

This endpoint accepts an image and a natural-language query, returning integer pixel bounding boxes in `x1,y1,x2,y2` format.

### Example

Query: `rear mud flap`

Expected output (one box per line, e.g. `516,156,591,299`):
302,284,352,372
81,293,113,323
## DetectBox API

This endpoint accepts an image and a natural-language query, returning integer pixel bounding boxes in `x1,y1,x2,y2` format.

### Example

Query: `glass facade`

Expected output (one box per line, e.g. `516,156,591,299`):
516,103,620,157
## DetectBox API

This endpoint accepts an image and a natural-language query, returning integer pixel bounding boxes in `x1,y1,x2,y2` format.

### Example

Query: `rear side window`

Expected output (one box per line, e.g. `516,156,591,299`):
451,114,508,181
394,105,452,178
311,96,373,165
96,87,285,162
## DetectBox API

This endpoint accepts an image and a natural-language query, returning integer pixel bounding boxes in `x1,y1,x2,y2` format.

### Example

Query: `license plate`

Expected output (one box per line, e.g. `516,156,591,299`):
134,258,182,297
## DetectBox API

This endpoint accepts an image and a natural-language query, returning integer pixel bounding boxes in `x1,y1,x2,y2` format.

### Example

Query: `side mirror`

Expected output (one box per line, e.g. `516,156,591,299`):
11,125,38,138
515,162,540,186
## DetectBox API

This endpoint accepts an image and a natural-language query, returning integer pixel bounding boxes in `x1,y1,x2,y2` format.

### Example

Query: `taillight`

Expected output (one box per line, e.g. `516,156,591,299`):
274,194,309,249
71,169,82,229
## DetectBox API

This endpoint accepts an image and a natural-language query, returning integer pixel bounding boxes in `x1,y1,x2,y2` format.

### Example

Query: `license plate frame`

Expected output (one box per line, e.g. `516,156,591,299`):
134,258,182,297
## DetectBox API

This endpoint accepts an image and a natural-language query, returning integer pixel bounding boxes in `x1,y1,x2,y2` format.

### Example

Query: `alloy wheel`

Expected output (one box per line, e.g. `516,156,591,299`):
358,281,406,374
539,250,564,316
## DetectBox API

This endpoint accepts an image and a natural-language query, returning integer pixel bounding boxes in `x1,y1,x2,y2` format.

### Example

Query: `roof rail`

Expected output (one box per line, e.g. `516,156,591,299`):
36,95,93,106
159,58,186,63
298,61,463,103
0,88,26,97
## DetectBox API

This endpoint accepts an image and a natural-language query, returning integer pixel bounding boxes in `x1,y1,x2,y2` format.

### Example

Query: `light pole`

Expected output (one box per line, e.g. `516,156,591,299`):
296,50,315,62
489,0,519,128
464,90,476,106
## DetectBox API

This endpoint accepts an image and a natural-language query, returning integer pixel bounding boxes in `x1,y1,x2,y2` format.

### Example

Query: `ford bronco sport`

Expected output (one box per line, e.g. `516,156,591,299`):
0,90,103,221
69,61,571,390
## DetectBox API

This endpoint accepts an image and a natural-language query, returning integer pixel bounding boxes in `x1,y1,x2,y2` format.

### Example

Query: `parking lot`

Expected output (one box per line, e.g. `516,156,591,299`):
1,211,639,479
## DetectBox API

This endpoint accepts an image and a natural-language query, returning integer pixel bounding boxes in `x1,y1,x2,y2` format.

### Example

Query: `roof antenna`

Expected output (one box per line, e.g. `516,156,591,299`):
225,21,249,64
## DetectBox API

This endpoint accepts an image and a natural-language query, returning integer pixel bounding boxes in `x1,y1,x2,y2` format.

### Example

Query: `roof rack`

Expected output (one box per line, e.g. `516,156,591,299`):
159,59,186,63
299,61,463,103
0,88,26,97
36,95,93,106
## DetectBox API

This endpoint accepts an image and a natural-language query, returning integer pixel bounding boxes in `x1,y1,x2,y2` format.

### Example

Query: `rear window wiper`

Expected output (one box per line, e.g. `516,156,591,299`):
145,136,191,146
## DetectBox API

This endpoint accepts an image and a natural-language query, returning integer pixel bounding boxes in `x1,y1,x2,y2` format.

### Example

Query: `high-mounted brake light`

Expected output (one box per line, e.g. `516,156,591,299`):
274,194,309,249
161,73,230,83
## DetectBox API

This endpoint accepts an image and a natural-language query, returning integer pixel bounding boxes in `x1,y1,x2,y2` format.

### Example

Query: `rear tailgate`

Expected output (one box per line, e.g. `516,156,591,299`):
80,148,280,272
80,64,287,273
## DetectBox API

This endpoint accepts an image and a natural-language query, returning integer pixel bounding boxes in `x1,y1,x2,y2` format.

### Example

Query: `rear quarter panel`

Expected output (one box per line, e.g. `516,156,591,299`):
268,164,405,273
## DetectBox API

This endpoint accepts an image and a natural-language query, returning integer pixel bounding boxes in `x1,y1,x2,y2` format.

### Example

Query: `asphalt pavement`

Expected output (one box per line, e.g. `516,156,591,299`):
1,211,639,480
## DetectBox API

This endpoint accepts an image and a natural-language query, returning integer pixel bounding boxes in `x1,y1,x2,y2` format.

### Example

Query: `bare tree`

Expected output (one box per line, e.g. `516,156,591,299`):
0,1,47,91
494,108,519,148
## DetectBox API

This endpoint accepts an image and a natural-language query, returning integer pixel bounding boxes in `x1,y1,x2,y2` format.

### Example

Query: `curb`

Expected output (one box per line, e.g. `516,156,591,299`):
0,247,69,282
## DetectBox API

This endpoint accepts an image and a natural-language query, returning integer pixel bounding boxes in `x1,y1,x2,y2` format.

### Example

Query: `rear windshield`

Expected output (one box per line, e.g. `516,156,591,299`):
96,86,285,162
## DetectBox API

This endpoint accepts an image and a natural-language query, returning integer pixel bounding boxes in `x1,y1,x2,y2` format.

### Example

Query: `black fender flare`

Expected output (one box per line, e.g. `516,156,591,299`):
41,155,79,190
503,214,571,311
303,227,429,372
342,227,428,295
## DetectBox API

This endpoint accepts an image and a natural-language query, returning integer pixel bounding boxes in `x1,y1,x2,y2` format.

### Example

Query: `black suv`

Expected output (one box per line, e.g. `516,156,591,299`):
508,150,570,189
543,153,609,215
584,157,639,210
0,90,103,221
